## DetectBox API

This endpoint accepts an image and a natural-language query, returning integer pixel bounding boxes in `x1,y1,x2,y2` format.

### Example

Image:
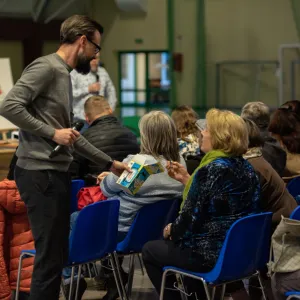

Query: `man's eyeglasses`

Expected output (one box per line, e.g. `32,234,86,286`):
78,34,101,54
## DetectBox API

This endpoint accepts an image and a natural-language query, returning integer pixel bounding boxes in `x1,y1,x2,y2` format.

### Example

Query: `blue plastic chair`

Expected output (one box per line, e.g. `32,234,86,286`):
285,291,300,299
115,199,180,300
287,177,300,199
15,200,121,300
160,212,273,300
290,206,300,220
71,179,85,214
117,199,180,253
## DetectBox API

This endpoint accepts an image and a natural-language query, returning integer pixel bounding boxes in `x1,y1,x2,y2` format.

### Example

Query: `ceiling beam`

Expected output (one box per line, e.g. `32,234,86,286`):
33,0,50,22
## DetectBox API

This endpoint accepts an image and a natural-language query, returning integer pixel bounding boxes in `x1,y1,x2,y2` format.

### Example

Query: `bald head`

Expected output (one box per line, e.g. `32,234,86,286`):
84,96,112,124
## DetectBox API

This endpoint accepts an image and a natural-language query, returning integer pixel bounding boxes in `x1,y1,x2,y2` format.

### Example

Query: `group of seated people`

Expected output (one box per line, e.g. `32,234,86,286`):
10,97,300,300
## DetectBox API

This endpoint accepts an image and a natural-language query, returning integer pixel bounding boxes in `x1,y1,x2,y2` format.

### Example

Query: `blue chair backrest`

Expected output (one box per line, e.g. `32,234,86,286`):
290,206,300,220
71,179,85,214
117,199,180,253
210,212,273,283
68,200,120,264
287,176,300,199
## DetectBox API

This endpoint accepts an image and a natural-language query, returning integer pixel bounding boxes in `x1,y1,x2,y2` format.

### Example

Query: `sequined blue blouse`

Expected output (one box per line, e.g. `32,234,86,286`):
171,157,261,269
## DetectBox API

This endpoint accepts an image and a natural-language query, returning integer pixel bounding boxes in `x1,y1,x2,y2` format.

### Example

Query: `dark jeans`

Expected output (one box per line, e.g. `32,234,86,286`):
142,240,211,300
15,165,71,300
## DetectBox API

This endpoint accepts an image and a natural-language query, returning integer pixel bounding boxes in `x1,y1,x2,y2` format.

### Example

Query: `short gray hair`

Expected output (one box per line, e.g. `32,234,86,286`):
241,102,270,129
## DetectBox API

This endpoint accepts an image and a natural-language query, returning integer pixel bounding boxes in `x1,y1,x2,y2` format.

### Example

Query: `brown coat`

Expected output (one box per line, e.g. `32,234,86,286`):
0,179,34,299
247,156,297,225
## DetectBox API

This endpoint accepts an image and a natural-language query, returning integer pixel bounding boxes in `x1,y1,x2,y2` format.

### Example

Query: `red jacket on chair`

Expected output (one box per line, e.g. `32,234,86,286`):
0,179,34,299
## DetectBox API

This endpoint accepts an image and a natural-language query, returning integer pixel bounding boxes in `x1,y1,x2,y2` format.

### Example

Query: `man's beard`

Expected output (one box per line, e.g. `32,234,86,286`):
76,54,92,74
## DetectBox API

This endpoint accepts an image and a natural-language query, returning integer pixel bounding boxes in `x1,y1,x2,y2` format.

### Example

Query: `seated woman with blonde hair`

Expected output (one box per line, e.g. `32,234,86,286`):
142,109,261,300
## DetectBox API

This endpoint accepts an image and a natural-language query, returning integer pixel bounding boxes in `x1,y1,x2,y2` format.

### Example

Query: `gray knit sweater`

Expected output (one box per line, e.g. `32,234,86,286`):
0,53,111,171
100,154,185,232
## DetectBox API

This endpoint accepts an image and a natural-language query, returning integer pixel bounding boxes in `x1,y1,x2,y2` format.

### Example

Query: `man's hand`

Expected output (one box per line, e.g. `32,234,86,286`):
109,160,132,177
97,172,111,184
52,128,80,146
88,82,101,93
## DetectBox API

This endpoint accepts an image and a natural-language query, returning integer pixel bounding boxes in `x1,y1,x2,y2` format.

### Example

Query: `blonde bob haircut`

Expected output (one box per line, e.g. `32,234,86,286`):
206,109,248,156
139,111,180,162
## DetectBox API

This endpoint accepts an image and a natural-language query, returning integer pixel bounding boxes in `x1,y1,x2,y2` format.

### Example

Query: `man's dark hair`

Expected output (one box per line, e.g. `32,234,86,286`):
60,15,104,44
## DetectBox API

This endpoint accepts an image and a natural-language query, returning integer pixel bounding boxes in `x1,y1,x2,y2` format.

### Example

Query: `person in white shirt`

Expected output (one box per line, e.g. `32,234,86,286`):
71,53,117,131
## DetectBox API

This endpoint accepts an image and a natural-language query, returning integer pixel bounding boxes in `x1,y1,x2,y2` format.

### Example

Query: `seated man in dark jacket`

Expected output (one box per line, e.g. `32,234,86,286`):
69,96,140,184
241,101,287,176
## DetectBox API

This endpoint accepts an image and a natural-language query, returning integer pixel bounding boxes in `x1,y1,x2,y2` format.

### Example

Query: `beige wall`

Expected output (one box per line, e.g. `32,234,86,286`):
1,0,297,108
0,40,59,84
43,41,59,55
206,0,298,108
90,0,167,100
174,0,298,108
91,0,299,109
0,41,23,83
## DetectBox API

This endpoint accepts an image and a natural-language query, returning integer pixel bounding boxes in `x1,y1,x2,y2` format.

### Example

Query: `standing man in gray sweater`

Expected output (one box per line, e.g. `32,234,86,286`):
0,15,128,300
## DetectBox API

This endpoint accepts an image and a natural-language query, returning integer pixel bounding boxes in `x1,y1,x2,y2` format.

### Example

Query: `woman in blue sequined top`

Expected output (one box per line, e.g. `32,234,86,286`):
142,109,261,300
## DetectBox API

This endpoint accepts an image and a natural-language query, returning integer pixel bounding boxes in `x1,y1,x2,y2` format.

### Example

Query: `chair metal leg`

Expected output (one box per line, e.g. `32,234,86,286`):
92,262,98,276
15,253,24,300
127,254,135,299
113,252,129,300
257,273,267,300
159,270,168,300
136,254,145,276
178,275,188,300
75,264,82,300
211,287,216,300
202,281,211,300
109,254,124,300
220,284,226,300
86,263,92,278
68,266,75,300
60,279,67,300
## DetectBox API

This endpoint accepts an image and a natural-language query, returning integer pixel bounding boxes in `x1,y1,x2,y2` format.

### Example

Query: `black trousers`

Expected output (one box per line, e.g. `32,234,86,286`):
142,240,212,300
15,166,71,300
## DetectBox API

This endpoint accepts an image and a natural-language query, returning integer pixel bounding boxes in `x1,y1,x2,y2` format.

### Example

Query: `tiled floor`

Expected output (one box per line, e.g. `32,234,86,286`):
61,256,159,300
82,268,158,300
73,257,233,300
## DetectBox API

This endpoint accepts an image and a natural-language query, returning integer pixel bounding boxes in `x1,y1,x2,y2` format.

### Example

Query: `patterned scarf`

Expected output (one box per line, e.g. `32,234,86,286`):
180,150,230,211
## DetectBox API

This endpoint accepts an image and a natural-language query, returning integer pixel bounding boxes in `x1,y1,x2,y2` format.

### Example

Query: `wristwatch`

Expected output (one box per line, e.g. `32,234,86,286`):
106,159,114,170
